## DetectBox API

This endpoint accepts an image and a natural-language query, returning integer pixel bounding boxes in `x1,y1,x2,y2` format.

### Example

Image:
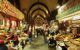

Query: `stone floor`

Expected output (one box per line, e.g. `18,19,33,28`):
23,36,56,50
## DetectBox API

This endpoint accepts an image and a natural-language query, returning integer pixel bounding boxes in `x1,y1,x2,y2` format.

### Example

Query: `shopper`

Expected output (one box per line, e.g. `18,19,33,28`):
48,36,56,48
56,44,62,50
13,34,19,46
29,31,32,44
56,40,67,50
0,40,8,50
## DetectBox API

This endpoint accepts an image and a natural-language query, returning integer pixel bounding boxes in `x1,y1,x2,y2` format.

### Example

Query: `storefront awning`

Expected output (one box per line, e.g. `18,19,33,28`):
0,0,24,20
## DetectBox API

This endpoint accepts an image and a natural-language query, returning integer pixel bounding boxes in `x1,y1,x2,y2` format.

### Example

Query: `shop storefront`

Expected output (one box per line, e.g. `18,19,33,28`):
0,13,6,38
0,0,24,33
56,0,80,50
0,0,25,49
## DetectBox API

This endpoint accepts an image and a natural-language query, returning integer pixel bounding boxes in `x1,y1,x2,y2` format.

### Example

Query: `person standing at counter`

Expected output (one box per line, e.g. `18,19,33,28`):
56,30,67,50
56,37,67,50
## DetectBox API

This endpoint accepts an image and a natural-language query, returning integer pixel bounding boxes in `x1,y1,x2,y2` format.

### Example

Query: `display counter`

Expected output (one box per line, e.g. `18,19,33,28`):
64,34,80,50
55,33,80,50
65,38,80,50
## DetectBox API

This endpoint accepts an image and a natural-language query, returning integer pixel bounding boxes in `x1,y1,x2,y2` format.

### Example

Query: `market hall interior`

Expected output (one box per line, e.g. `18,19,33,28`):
0,0,80,50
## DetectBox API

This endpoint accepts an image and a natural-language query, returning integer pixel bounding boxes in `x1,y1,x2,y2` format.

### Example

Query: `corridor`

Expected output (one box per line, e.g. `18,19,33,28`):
23,36,56,50
0,0,80,50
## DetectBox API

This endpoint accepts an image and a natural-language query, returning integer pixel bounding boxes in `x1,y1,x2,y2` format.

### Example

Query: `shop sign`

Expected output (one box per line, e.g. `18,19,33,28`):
1,0,24,20
2,1,16,17
57,4,80,19
59,0,80,13
72,15,80,20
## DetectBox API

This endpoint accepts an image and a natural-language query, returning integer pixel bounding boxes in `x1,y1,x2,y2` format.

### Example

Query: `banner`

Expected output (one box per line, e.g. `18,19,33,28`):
1,0,24,20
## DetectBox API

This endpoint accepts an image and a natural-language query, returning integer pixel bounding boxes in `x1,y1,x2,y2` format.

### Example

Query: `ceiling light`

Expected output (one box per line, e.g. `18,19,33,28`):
37,15,40,17
56,5,60,8
73,15,80,20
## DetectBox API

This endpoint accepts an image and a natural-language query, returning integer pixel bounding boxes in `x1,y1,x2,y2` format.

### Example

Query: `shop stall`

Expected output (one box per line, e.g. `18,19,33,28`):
0,13,6,39
0,0,25,49
56,0,80,50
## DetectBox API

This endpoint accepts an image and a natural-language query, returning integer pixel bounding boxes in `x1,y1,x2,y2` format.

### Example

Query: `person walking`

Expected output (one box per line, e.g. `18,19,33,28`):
29,31,32,44
48,36,56,50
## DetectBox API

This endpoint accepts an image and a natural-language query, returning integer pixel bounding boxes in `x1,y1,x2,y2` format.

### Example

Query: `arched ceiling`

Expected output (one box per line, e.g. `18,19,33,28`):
20,0,58,26
20,0,57,12
31,9,47,18
29,4,49,15
34,15,45,26
28,2,50,18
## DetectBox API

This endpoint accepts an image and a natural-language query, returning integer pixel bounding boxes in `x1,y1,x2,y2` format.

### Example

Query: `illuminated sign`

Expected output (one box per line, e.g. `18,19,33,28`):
59,0,80,14
72,15,80,20
1,0,24,20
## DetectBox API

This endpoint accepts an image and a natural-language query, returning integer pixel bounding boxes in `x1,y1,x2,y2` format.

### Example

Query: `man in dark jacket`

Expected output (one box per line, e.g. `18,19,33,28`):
48,37,56,47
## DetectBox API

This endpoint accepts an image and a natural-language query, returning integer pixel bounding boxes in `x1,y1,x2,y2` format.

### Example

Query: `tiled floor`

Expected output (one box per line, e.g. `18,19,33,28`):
23,36,56,50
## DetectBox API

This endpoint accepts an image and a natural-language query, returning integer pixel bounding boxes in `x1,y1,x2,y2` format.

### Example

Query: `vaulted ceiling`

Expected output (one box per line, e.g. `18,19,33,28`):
7,0,69,27
20,0,57,12
20,0,58,26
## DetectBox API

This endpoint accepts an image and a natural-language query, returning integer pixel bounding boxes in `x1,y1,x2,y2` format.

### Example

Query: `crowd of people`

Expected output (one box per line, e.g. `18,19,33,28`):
0,31,33,50
47,30,68,50
0,21,71,50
